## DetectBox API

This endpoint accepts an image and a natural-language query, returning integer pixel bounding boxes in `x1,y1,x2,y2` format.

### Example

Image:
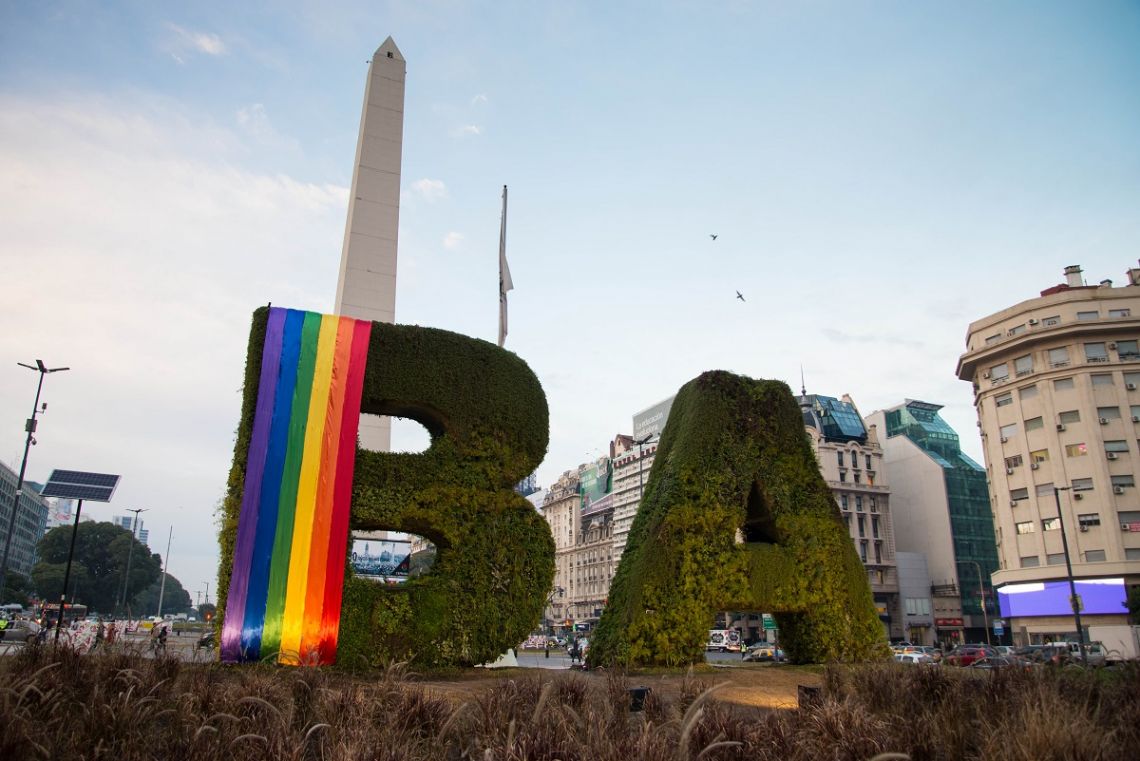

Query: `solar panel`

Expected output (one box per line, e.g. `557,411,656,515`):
40,470,120,502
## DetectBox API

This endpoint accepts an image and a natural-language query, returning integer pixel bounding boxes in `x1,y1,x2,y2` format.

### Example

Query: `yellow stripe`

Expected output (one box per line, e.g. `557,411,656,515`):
278,315,339,663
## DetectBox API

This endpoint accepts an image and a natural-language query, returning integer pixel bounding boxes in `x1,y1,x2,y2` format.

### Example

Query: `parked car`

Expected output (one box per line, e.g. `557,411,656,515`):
743,643,785,662
196,629,215,650
945,645,997,667
894,652,935,665
967,655,1027,670
0,619,40,645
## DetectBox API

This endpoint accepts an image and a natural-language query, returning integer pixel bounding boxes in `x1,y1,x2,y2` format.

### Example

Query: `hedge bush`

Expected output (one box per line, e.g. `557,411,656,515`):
218,307,554,667
588,371,887,666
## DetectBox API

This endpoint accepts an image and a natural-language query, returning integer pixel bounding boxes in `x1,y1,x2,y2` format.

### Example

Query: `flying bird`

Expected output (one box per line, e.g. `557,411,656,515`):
710,234,718,241
736,291,745,302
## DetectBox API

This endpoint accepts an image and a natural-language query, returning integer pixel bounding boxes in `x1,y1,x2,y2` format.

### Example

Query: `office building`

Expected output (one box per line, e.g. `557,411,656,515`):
865,401,998,645
956,263,1140,642
111,514,149,546
0,463,49,579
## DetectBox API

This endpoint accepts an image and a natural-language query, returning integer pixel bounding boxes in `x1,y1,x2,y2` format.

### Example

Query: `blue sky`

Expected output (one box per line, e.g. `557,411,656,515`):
2,1,1139,596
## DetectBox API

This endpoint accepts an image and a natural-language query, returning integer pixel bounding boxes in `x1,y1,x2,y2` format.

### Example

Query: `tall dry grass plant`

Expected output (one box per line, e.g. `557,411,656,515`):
1,644,1136,760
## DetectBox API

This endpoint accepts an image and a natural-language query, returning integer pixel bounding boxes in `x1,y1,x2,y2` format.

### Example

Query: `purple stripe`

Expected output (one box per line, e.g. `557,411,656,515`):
222,307,286,661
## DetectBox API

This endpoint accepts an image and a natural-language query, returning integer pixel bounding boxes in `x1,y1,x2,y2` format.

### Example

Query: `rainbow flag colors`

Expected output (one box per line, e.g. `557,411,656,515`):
222,308,372,665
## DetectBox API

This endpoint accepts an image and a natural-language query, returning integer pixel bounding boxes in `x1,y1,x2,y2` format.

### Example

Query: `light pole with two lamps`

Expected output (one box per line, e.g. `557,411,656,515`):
116,508,148,615
0,359,69,598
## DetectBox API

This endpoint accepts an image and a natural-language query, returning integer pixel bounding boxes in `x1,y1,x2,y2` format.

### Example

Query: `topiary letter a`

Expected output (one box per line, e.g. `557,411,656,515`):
588,371,886,666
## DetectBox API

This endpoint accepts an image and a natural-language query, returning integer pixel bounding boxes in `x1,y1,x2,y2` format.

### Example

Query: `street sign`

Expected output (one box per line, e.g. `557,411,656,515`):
993,620,1004,636
762,613,776,631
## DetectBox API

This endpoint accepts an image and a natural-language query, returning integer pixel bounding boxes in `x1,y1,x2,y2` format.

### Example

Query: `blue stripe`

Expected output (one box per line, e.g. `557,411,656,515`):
240,308,305,658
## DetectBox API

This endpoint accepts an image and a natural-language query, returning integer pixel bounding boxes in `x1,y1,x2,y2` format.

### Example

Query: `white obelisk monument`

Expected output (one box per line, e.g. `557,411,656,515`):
334,36,405,452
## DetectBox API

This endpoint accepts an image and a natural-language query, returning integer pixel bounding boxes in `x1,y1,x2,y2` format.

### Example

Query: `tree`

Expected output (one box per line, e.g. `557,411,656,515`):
1,571,33,607
33,522,162,614
1128,585,1140,625
131,573,192,617
197,603,216,622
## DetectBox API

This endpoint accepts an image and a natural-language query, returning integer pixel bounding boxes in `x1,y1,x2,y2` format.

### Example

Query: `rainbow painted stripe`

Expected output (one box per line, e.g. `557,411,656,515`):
221,308,372,665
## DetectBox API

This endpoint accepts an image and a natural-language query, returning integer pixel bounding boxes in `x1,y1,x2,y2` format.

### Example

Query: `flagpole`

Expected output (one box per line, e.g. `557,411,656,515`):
498,185,512,347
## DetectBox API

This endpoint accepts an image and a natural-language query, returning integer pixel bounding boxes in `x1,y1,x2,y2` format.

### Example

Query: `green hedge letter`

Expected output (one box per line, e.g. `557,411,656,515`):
588,371,887,666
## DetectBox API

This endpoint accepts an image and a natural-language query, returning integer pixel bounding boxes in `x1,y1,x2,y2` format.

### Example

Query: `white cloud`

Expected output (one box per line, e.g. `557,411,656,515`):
0,92,347,594
164,22,226,59
443,232,464,249
236,103,300,152
451,124,482,138
410,178,448,202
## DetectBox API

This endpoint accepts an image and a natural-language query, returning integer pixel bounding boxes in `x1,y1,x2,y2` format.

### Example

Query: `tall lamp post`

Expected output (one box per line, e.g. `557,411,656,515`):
1052,486,1088,665
956,559,991,647
116,508,148,614
0,360,69,597
634,433,653,501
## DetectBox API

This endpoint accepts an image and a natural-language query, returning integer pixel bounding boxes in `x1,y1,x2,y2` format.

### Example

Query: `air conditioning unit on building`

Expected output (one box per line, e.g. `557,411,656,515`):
1074,493,1084,500
1128,383,1138,391
1028,318,1039,325
1079,525,1089,532
1010,500,1018,508
1114,486,1125,495
1005,467,1014,475
1031,463,1040,470
1110,342,1117,349
1123,523,1132,531
1100,417,1109,425
1107,452,1119,460
1057,424,1066,432
1132,416,1139,423
1000,436,1009,443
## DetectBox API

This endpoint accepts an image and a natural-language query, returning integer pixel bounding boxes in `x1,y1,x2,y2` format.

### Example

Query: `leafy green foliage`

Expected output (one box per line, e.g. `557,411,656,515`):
589,371,887,666
1128,585,1140,625
34,521,162,614
218,308,553,667
130,572,193,616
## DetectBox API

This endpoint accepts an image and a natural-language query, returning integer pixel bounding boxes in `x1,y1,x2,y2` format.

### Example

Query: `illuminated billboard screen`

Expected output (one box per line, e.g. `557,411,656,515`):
997,578,1127,618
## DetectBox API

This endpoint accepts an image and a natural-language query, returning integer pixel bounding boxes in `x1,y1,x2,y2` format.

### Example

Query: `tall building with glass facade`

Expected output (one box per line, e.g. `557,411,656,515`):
865,401,999,645
0,463,49,580
956,263,1140,643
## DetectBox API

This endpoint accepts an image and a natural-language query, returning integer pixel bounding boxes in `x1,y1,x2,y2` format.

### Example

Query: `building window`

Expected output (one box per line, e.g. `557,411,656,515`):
1078,514,1101,528
1099,407,1122,421
1010,324,1027,336
1117,340,1139,359
1014,354,1034,376
1111,475,1135,488
1054,377,1075,391
1049,348,1071,368
1059,410,1081,424
874,542,882,564
1066,443,1089,457
1030,449,1050,463
854,472,861,483
837,451,844,467
858,516,865,537
990,363,1010,381
905,598,931,616
1036,482,1055,496
840,494,849,510
872,516,880,538
859,541,868,563
1126,549,1140,560
1085,549,1107,562
1109,309,1132,318
839,471,846,482
1072,478,1094,492
1127,372,1140,387
1020,384,1039,399
1078,311,1099,321
1131,406,1140,419
856,496,864,512
1042,518,1060,531
1015,521,1035,534
995,392,1013,407
1046,553,1066,565
1025,416,1044,432
1043,315,1062,327
1085,342,1109,363
1092,374,1114,387
1106,440,1129,453
1000,423,1018,439
1011,487,1029,501
870,497,878,512
985,334,1001,346
1005,454,1023,469
865,454,872,470
1020,555,1040,568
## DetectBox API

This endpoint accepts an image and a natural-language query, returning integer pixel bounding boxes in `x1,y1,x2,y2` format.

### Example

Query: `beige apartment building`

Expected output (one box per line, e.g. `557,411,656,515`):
957,263,1140,641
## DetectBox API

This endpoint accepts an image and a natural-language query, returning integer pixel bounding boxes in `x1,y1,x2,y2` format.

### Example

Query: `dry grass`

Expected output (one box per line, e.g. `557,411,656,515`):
1,644,1136,760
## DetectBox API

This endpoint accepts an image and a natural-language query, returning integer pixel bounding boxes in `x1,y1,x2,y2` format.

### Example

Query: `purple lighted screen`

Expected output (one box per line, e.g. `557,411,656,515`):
997,578,1127,618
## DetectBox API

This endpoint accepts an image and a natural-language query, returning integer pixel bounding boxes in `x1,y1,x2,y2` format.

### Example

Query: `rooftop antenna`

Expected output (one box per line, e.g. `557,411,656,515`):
800,365,807,396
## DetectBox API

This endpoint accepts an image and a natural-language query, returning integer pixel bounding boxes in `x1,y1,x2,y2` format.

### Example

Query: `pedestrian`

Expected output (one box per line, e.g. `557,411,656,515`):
93,618,105,652
570,639,581,665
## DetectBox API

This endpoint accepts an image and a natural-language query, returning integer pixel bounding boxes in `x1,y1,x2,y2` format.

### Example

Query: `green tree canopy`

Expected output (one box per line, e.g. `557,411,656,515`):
33,521,162,614
131,572,193,617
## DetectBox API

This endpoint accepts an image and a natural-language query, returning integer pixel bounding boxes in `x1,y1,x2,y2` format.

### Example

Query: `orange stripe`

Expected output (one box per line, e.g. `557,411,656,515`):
298,315,355,661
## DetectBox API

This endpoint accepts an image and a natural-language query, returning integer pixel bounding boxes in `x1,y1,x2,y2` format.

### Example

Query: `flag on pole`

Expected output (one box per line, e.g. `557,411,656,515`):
498,185,513,347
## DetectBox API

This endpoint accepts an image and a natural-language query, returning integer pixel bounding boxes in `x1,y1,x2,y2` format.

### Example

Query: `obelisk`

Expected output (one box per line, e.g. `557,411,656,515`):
335,36,405,452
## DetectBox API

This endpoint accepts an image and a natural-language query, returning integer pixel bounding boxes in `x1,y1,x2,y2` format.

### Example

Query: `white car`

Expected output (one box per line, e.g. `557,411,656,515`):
894,652,935,665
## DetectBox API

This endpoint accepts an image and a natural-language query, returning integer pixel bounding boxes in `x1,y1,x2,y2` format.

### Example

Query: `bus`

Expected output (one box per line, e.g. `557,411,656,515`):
38,602,88,627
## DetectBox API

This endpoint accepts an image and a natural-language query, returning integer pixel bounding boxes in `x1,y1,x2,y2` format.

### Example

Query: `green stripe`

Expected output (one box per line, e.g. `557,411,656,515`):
260,311,322,657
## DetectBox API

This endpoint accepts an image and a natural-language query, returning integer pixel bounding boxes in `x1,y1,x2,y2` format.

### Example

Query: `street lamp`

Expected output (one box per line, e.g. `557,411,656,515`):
956,559,991,647
634,433,653,503
0,359,69,597
116,508,148,614
1052,486,1088,665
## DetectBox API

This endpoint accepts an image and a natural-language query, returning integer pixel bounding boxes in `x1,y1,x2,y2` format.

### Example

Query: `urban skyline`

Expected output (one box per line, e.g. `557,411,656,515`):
2,3,1138,592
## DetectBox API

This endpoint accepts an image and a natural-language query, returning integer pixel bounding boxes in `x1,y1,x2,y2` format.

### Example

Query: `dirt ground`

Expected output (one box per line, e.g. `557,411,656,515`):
415,663,822,711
